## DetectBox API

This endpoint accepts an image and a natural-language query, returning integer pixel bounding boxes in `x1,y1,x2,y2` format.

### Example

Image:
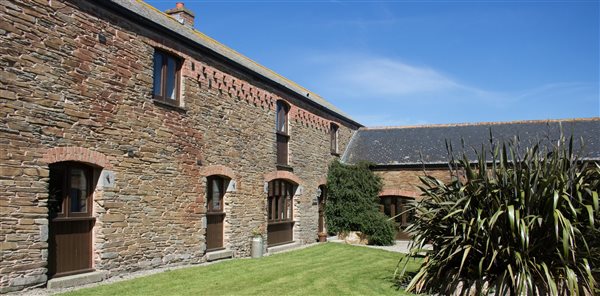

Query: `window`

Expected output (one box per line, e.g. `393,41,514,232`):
275,101,290,165
48,162,94,219
207,176,226,213
267,180,294,223
379,196,414,228
153,49,181,104
330,123,339,155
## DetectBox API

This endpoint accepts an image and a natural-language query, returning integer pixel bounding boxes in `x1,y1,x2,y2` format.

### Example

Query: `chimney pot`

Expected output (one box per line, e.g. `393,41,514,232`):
165,2,195,28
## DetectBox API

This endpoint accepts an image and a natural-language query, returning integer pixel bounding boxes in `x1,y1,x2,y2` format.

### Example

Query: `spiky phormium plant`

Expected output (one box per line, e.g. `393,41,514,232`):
399,133,599,295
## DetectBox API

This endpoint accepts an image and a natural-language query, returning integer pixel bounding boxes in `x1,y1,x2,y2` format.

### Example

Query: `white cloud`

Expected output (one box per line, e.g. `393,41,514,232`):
340,58,460,95
299,52,598,126
306,53,497,102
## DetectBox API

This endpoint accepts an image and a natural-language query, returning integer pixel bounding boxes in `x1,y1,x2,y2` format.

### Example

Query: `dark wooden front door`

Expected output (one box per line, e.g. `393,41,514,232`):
267,179,294,246
317,185,326,234
379,196,414,240
48,163,95,278
206,176,226,251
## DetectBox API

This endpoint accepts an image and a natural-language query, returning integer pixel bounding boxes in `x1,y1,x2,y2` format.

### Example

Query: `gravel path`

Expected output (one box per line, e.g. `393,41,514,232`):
328,237,414,253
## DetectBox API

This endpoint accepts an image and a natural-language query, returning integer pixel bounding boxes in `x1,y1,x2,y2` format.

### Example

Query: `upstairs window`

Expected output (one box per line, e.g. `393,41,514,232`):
153,49,181,104
275,101,290,166
330,123,339,155
276,101,289,134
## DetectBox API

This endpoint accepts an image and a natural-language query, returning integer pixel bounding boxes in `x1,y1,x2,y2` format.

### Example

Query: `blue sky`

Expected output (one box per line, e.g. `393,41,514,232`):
147,0,599,127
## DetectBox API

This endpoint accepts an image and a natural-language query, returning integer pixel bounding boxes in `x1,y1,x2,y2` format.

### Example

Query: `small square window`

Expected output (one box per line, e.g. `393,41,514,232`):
153,49,181,105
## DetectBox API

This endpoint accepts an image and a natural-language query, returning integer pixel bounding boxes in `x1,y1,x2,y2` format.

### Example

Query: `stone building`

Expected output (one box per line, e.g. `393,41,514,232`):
0,0,361,292
2,0,599,294
342,118,600,239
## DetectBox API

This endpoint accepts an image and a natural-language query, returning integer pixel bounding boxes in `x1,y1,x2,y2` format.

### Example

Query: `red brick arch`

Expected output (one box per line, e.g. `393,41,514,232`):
317,177,327,186
379,189,421,200
264,170,303,185
41,147,112,169
199,165,235,179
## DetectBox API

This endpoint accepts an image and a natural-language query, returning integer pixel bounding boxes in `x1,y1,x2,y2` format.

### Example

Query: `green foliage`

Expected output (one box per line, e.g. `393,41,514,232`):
325,160,395,245
361,211,396,246
400,133,599,295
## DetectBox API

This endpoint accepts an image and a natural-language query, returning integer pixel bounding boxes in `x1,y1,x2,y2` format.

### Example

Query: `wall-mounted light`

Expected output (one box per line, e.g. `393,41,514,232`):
313,188,322,205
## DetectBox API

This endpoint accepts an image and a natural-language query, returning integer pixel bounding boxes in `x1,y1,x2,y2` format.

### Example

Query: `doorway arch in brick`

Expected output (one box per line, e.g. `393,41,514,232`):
41,147,110,280
263,170,303,185
41,147,112,168
200,165,236,252
199,165,236,180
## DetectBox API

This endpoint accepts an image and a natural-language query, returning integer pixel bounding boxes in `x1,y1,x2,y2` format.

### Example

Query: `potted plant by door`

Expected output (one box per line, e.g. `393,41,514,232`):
251,226,265,258
317,232,327,243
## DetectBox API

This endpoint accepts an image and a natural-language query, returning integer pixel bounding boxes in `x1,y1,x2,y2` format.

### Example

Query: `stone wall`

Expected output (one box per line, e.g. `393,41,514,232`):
0,0,359,292
374,167,453,198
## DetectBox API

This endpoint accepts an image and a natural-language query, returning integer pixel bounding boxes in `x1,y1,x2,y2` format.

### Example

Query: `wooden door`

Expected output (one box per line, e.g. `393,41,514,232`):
267,179,294,246
317,185,326,234
206,176,226,251
48,163,95,278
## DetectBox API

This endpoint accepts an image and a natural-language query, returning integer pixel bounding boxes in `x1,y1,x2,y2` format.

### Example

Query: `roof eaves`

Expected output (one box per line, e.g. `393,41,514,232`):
360,117,600,131
102,0,361,127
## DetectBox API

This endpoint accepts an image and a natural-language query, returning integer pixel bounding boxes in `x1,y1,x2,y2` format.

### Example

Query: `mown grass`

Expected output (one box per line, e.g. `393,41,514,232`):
61,243,421,296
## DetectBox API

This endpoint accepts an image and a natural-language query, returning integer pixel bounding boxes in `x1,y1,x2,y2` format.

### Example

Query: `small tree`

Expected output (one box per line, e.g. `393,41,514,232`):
400,134,599,295
325,160,395,246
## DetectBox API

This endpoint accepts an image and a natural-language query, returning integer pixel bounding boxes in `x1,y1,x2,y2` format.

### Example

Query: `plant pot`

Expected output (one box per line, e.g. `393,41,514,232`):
340,231,368,245
317,232,327,243
251,236,263,258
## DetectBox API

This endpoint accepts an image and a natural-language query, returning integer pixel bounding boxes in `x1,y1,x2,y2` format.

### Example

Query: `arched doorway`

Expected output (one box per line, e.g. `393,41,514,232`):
266,179,295,246
205,175,229,251
317,185,326,235
48,162,96,278
379,196,414,240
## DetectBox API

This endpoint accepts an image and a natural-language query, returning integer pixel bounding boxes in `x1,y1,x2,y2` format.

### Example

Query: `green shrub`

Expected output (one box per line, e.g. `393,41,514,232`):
361,211,396,246
325,160,395,245
400,134,599,295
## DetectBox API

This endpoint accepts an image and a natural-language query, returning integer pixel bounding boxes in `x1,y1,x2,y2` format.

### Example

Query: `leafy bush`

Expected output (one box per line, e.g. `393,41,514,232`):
361,211,396,246
325,160,395,245
400,134,599,295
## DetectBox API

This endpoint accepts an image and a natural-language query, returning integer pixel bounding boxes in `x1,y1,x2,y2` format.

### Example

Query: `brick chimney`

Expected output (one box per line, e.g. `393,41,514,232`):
165,2,195,28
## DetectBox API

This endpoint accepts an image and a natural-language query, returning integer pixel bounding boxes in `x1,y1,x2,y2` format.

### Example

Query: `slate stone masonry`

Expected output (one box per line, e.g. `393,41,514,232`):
0,0,359,292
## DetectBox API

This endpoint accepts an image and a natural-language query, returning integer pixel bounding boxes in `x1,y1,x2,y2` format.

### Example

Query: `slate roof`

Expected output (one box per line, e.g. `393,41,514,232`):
342,118,600,166
98,0,360,126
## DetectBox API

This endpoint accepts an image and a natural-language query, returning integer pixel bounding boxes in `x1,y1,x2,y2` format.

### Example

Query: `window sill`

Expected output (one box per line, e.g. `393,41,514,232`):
276,164,293,172
267,220,295,226
153,99,187,112
51,216,96,222
275,131,290,138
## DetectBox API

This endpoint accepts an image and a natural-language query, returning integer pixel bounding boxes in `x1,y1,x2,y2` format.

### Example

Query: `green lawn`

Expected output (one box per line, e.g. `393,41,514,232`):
61,243,421,296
